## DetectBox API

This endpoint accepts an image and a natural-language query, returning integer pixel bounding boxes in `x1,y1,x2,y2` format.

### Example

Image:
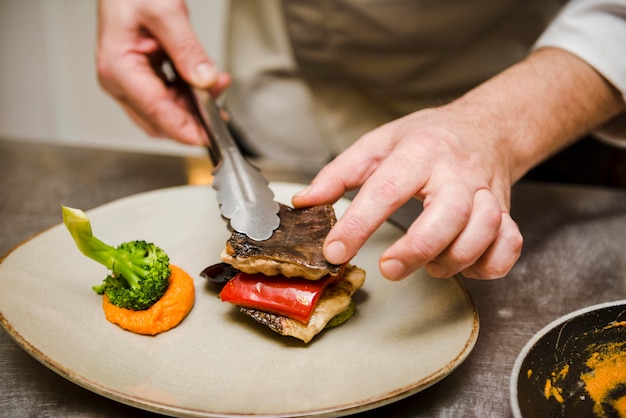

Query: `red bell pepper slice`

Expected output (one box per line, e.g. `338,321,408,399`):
219,272,337,323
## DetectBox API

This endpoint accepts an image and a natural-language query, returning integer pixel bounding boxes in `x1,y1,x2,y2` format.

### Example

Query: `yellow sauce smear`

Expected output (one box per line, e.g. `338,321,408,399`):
580,341,626,418
544,364,569,404
102,265,195,335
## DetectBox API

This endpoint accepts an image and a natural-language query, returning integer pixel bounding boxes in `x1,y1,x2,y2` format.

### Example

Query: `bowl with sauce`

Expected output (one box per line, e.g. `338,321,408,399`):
511,300,626,418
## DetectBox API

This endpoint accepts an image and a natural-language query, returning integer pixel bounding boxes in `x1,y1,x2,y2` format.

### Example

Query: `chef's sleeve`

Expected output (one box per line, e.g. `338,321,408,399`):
534,0,626,145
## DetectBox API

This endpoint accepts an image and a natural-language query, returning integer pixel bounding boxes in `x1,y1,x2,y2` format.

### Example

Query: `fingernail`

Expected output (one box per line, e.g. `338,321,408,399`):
195,63,217,86
381,259,407,280
325,241,347,264
294,185,311,198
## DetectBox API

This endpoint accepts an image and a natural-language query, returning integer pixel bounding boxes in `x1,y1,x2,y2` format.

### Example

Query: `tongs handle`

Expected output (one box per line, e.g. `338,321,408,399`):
183,87,226,170
202,96,228,169
162,59,222,168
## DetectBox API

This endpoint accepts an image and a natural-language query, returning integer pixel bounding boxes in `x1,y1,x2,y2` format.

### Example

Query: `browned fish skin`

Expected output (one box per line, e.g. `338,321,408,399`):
223,203,342,279
239,308,287,334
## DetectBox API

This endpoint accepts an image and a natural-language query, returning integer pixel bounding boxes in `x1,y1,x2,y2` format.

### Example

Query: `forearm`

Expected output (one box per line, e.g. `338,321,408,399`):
452,47,626,183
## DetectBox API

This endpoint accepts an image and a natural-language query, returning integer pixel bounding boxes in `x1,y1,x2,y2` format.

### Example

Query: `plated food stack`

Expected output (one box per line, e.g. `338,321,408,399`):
209,203,365,343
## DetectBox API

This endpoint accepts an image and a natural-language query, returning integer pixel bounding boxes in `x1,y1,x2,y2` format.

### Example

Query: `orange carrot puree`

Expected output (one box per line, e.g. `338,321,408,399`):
102,265,195,335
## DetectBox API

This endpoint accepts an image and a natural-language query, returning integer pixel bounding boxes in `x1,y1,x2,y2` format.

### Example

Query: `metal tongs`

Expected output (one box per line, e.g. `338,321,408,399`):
164,61,280,240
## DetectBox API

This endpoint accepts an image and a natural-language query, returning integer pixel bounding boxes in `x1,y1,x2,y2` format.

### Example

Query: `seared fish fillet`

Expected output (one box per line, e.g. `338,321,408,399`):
221,203,342,280
239,264,365,343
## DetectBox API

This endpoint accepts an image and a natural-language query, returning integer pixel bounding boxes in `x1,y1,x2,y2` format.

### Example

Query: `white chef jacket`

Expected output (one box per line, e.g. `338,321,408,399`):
534,0,626,148
223,0,626,167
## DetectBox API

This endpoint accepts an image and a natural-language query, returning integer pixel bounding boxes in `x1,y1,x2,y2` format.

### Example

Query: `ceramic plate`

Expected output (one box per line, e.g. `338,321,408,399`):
0,183,478,417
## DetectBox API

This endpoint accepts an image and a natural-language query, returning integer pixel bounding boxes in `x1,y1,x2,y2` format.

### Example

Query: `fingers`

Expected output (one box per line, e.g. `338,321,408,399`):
460,213,523,279
324,169,422,265
382,188,520,280
299,153,521,281
137,0,218,88
292,101,522,282
292,134,383,208
96,0,231,145
118,86,206,145
423,188,504,278
297,136,428,267
379,181,475,280
292,137,385,265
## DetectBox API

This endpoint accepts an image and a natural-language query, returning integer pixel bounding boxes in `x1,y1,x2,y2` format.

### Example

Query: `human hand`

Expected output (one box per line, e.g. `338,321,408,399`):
291,46,626,282
96,0,231,145
292,103,523,280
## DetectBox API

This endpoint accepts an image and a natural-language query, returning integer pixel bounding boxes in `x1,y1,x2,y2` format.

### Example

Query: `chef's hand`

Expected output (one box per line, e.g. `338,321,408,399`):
293,102,523,281
96,0,230,145
293,48,625,281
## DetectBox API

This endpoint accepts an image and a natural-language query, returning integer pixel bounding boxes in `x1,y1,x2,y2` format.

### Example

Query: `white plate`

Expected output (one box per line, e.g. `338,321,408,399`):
0,183,478,417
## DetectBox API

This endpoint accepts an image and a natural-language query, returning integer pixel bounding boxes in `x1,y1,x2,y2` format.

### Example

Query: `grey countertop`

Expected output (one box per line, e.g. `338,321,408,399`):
1,138,626,417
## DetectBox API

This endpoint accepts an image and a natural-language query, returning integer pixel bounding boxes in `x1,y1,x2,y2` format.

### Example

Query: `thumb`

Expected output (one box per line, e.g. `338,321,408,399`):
144,4,218,88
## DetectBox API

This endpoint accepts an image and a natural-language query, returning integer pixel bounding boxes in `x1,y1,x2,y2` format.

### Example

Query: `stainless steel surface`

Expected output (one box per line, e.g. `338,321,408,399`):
180,75,280,240
1,137,626,417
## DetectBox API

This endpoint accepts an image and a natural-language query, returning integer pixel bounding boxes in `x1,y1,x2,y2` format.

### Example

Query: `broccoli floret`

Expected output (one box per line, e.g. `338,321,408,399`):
62,206,170,310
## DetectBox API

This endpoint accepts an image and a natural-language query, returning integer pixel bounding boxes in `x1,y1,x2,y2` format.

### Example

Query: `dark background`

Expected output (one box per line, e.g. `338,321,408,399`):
524,136,626,188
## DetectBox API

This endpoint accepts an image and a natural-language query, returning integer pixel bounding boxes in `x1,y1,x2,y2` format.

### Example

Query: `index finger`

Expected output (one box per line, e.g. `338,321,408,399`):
322,153,427,265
